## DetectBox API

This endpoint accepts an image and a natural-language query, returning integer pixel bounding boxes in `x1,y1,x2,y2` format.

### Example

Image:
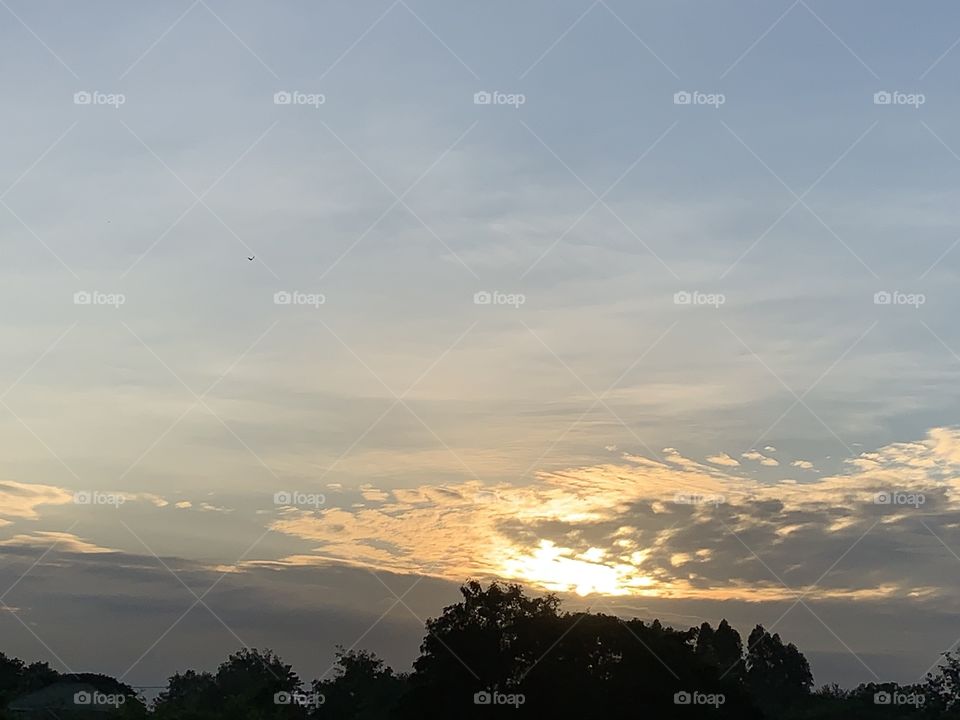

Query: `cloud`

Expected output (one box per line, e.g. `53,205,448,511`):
706,453,740,467
742,450,779,466
267,427,960,602
0,531,116,554
0,481,73,520
361,488,391,502
198,502,232,513
792,460,815,470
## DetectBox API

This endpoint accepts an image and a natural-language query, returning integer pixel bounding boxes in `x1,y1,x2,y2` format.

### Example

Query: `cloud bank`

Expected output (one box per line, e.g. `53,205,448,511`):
266,427,960,602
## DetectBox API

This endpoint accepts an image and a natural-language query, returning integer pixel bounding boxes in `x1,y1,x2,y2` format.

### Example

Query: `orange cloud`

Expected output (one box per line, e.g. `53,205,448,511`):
265,427,960,600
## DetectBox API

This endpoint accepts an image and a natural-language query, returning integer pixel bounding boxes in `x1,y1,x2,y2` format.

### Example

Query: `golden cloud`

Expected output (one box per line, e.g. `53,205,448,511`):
267,427,960,600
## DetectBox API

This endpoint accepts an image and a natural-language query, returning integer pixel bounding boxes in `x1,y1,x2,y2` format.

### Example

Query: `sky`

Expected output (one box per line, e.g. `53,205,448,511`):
3,0,960,692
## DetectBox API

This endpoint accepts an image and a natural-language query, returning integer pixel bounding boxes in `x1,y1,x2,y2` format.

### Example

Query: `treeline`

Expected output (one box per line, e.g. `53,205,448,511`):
1,581,958,718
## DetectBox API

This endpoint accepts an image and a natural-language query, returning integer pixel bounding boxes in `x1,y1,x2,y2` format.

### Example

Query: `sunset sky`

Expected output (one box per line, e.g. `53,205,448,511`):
4,0,960,692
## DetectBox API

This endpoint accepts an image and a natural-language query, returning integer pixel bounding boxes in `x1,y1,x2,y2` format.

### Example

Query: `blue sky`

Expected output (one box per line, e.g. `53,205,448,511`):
4,0,960,691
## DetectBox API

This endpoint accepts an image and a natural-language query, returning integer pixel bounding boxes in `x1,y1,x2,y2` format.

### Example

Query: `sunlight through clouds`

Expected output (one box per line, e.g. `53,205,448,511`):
266,426,960,601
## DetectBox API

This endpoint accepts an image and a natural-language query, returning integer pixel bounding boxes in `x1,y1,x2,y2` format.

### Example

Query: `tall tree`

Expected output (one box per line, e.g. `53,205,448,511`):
745,624,813,710
713,620,745,682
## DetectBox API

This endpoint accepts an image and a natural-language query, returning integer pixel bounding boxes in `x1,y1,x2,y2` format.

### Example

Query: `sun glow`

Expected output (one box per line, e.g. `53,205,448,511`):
500,540,655,597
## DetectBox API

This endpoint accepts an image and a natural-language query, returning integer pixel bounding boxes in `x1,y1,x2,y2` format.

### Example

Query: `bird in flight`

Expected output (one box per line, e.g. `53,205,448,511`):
247,255,255,261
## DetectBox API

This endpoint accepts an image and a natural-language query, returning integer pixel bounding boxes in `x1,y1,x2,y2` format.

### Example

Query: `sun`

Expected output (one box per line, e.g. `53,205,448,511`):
500,539,654,597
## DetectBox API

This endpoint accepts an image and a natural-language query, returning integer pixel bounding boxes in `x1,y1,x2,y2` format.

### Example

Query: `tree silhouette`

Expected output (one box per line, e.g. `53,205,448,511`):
4,580,960,719
745,625,813,713
153,670,221,720
311,648,405,719
398,581,760,718
0,653,25,710
398,580,559,718
713,620,746,682
923,650,960,716
153,648,303,720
